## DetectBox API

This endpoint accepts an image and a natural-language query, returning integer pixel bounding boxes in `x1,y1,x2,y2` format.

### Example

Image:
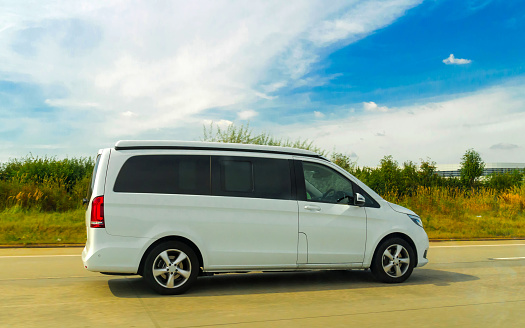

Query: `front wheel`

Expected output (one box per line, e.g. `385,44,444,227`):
370,237,415,283
143,241,199,295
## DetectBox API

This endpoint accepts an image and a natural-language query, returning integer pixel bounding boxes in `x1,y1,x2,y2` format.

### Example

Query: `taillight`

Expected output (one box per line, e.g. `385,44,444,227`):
90,196,105,228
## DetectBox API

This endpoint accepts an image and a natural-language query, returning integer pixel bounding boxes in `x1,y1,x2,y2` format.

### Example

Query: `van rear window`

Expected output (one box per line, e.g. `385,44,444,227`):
113,155,210,195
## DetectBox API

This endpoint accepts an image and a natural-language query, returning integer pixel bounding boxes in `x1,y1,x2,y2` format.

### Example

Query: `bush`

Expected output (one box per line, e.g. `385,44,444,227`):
485,170,525,191
1,123,523,214
0,156,93,212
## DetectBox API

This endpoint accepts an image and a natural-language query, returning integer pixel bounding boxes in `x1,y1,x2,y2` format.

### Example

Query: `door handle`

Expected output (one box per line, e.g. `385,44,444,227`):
304,205,321,212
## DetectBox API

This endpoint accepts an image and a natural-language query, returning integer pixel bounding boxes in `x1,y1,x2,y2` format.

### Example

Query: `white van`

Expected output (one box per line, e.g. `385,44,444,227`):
82,140,429,294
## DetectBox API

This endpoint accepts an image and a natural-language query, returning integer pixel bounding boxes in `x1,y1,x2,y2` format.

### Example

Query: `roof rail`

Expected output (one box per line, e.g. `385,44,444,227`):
114,140,325,159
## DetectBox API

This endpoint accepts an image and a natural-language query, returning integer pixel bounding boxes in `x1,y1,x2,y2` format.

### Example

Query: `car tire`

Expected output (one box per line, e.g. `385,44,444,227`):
143,241,199,295
370,237,415,283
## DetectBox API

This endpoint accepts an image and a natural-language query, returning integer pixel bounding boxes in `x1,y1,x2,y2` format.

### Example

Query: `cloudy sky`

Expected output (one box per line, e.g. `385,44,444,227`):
1,0,524,166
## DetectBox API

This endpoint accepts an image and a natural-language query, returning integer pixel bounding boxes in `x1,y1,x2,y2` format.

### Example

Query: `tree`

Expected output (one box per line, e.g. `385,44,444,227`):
370,155,402,196
418,158,439,187
401,161,418,195
460,149,485,187
331,152,355,173
202,122,325,155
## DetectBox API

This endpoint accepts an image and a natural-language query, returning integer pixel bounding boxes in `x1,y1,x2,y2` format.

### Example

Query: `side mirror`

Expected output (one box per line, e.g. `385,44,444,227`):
354,193,366,207
82,198,89,206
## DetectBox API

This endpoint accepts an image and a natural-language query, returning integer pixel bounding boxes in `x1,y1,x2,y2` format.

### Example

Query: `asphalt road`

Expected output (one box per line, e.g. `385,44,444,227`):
0,240,524,327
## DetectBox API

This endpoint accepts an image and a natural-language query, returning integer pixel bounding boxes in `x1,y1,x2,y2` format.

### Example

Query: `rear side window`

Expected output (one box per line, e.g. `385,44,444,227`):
212,156,292,200
222,160,253,192
114,155,210,195
87,154,101,199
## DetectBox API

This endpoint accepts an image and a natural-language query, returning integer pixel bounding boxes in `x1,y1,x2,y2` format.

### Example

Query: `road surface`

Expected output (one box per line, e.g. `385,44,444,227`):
0,240,524,327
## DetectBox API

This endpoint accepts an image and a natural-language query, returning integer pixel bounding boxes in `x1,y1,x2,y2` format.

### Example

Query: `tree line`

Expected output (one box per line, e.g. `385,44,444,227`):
333,151,524,197
0,123,523,212
203,123,525,197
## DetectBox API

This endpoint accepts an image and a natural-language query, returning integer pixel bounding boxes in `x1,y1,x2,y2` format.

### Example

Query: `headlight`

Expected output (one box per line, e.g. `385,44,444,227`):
408,214,423,228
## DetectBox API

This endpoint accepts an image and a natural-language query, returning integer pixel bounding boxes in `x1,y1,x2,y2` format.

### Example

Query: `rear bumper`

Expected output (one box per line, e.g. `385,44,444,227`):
82,228,149,274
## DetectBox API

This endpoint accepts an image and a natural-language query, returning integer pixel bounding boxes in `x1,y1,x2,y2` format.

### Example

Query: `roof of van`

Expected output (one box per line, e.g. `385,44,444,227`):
114,140,324,159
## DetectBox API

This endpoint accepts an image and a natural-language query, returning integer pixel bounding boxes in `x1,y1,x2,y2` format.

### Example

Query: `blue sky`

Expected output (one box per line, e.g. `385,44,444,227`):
309,0,525,106
1,0,524,166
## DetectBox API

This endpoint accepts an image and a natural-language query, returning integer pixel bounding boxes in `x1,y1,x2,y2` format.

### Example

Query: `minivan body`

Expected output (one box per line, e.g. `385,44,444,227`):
82,140,429,294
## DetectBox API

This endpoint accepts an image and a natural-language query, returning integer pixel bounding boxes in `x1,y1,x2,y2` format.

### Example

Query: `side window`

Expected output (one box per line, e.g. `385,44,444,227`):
113,155,210,195
212,156,292,200
222,160,253,192
302,161,353,204
87,154,101,199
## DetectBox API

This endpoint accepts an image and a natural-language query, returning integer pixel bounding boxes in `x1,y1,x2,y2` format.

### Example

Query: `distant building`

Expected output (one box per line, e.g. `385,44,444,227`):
435,163,525,178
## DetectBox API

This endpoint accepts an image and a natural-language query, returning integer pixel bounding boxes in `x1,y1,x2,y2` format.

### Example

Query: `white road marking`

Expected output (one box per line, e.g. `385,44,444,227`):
0,255,80,259
0,275,99,282
431,243,525,248
489,257,525,260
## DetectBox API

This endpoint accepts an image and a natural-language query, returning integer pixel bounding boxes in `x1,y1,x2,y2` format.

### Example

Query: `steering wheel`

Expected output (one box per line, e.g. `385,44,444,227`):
335,191,350,203
321,189,336,200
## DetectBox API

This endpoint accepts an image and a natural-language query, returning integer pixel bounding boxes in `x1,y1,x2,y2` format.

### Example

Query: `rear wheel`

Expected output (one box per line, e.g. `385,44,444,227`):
371,237,415,283
143,241,199,295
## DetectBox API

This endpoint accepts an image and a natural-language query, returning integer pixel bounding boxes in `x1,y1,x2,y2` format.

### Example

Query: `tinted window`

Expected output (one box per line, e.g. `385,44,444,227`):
88,154,101,199
114,155,210,195
222,161,253,192
212,156,292,200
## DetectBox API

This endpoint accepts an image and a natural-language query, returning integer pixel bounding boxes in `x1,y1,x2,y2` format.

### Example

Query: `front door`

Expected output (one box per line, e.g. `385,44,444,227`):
296,160,367,264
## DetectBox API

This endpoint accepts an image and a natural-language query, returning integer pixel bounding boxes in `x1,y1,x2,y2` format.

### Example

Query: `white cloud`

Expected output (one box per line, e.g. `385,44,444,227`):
309,0,422,46
262,81,287,93
0,24,14,34
44,99,99,108
121,111,137,117
490,143,519,150
202,119,233,130
0,0,425,160
254,92,277,100
443,54,472,65
26,144,63,150
314,111,325,118
363,101,389,112
237,110,258,120
274,83,525,166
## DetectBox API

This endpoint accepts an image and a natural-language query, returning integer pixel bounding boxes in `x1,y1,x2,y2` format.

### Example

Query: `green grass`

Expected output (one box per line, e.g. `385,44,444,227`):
423,213,525,239
0,208,86,245
0,201,523,245
384,185,525,240
0,124,523,244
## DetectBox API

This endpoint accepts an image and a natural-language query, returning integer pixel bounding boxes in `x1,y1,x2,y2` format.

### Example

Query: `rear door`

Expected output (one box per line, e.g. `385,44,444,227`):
207,155,298,268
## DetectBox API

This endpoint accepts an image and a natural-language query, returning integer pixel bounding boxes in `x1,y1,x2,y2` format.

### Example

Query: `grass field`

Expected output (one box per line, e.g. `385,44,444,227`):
0,208,86,245
0,141,524,245
1,186,524,245
384,185,525,239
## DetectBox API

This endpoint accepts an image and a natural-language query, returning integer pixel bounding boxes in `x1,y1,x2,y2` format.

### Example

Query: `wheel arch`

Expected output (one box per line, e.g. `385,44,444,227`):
371,232,418,267
138,236,204,276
